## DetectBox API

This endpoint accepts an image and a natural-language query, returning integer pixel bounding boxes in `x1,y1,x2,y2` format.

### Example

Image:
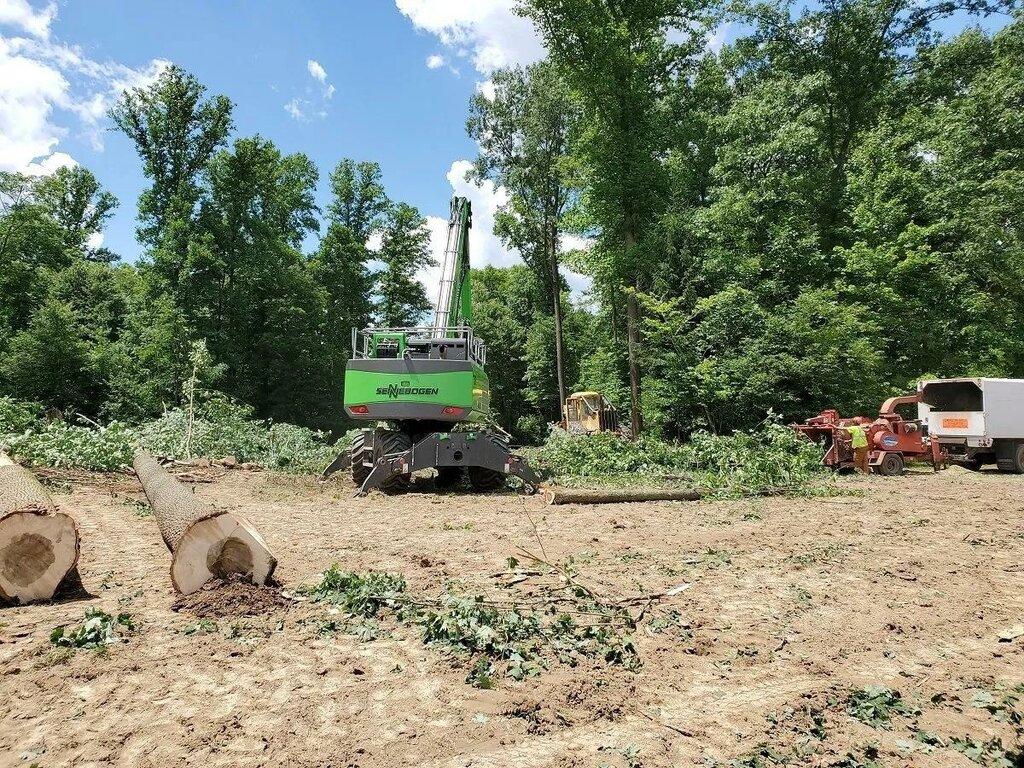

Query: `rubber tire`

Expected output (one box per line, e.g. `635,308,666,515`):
351,431,372,488
435,467,464,491
375,430,412,493
468,466,506,492
877,452,905,477
998,443,1024,474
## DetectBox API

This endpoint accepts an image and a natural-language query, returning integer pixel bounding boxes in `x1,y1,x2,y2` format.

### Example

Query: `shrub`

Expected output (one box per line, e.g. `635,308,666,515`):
0,396,43,434
138,397,348,472
0,395,349,474
4,420,135,471
531,419,829,496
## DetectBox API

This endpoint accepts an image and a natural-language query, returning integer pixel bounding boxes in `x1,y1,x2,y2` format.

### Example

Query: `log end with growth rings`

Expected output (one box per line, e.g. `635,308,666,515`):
133,448,277,595
170,512,277,595
0,455,81,604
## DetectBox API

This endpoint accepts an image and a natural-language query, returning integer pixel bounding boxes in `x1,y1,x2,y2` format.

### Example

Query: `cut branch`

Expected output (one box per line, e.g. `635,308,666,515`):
546,488,704,505
0,451,81,604
133,449,276,595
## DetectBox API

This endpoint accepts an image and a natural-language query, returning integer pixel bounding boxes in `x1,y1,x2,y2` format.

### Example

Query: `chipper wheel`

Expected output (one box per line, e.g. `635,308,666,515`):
468,466,506,492
350,431,373,487
876,452,906,477
375,430,412,493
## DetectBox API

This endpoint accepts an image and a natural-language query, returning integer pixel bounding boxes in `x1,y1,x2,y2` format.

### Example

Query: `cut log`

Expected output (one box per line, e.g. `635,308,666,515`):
133,450,276,594
545,487,704,505
0,452,81,604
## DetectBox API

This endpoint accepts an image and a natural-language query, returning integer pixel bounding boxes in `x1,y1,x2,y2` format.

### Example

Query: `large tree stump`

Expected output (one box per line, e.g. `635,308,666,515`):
0,452,81,604
133,450,276,594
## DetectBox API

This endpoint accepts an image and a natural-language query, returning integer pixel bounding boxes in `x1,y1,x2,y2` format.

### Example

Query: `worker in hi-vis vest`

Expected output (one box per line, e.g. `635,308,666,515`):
845,424,870,473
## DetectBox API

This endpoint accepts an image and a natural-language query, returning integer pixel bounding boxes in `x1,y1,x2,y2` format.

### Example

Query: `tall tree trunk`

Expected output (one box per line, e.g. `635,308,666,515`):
624,231,643,438
549,224,568,417
626,287,643,438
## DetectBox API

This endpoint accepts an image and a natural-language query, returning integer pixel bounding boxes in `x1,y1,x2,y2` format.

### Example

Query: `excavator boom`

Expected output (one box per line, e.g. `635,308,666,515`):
432,197,473,334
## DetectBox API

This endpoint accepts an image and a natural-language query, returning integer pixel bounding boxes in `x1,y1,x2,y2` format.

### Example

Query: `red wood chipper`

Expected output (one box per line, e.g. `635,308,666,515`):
792,394,947,475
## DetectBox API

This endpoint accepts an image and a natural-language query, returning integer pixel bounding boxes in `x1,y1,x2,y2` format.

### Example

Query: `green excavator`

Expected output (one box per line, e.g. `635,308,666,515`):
322,196,540,495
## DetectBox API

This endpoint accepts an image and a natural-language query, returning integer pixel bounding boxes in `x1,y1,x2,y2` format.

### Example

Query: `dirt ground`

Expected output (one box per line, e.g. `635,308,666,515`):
1,466,1022,768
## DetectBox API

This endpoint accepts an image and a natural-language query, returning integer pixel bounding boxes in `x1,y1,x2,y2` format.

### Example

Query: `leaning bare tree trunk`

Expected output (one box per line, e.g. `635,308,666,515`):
133,449,276,595
546,487,703,505
0,452,81,604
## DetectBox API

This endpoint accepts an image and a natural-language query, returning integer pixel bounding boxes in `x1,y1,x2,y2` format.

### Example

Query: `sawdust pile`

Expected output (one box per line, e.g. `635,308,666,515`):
171,574,289,618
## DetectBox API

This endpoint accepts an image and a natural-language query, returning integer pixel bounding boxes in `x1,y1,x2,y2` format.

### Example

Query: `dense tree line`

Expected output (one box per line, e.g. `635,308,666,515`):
1,66,434,433
2,2,1022,444
508,0,1023,438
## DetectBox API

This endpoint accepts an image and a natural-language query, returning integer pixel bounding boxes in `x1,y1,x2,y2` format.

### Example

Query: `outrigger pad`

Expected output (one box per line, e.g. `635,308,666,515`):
357,431,539,496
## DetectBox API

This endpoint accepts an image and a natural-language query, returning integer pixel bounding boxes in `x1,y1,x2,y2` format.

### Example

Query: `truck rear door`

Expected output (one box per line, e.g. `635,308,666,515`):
919,380,986,438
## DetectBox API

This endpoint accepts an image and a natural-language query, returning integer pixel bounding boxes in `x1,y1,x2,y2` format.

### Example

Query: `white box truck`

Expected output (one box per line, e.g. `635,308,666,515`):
918,378,1024,472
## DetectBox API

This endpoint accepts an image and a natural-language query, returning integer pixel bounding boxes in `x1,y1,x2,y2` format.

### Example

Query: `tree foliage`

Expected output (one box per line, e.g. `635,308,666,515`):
3,9,1023,452
468,62,579,414
375,202,435,327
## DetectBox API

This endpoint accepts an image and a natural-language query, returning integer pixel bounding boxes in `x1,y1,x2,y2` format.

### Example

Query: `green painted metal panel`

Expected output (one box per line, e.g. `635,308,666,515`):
344,362,491,420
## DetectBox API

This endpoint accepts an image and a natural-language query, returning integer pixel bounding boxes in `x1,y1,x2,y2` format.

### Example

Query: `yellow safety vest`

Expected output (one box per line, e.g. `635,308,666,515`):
845,425,868,449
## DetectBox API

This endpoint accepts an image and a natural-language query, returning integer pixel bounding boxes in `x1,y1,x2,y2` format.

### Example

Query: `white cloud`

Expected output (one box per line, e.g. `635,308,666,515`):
476,79,496,101
307,58,334,98
23,149,74,176
0,0,55,39
705,23,730,54
285,57,334,118
0,11,169,174
366,231,384,252
558,234,594,298
0,41,69,170
283,98,305,121
307,58,327,82
426,53,445,70
396,0,544,74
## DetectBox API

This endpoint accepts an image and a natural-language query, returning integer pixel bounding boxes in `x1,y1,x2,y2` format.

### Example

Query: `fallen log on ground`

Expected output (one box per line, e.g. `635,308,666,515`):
0,451,81,604
545,487,704,505
132,449,276,595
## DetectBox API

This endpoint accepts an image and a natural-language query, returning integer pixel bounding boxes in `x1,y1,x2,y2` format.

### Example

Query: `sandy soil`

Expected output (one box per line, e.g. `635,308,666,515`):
1,466,1022,767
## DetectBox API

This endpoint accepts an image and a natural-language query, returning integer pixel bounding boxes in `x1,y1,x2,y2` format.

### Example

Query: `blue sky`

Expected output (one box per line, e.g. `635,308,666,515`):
0,0,1013,282
0,0,548,278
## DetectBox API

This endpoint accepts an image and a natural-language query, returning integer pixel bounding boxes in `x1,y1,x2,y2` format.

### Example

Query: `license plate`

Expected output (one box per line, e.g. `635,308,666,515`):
942,418,969,429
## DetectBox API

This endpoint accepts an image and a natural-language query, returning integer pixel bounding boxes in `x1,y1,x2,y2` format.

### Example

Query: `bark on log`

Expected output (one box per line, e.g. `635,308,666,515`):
0,452,81,604
546,487,704,505
133,450,276,594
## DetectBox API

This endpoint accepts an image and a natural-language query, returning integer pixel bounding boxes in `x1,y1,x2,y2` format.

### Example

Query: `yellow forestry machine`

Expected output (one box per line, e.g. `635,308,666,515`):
560,391,621,435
